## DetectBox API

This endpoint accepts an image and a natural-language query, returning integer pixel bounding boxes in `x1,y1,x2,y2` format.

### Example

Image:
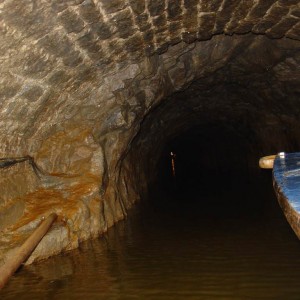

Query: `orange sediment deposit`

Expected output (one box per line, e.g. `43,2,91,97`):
8,174,101,231
0,173,103,265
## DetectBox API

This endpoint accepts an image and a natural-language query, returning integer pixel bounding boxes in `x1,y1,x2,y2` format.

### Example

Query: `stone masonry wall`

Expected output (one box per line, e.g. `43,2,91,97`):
0,0,299,264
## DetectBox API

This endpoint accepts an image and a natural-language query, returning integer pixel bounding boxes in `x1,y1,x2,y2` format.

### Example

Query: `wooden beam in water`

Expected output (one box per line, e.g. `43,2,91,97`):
0,213,57,289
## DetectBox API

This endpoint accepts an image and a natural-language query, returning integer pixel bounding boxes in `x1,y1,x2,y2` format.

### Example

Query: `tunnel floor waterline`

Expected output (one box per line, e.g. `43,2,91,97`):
2,175,300,299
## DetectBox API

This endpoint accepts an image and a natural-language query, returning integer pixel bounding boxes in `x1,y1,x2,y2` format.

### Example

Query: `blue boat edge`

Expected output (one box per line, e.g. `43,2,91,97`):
273,152,300,240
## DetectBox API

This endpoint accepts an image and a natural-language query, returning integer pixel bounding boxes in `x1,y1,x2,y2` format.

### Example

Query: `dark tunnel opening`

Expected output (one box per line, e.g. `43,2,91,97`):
125,79,300,220
146,122,271,219
157,124,253,194
119,56,300,230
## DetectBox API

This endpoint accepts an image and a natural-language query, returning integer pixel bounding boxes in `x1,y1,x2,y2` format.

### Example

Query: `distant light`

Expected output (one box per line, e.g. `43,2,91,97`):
170,151,176,177
279,152,285,158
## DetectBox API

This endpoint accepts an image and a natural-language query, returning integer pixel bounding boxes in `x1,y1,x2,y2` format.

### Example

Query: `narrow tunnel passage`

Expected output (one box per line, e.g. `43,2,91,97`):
4,133,300,299
5,66,300,298
0,0,300,296
105,97,300,299
157,124,253,195
130,97,276,220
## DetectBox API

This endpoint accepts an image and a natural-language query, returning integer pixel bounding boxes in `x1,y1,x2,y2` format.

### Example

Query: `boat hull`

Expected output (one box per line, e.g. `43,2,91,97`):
273,179,300,239
272,152,300,239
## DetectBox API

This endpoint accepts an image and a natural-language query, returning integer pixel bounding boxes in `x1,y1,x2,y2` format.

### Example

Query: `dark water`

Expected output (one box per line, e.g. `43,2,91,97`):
2,174,300,299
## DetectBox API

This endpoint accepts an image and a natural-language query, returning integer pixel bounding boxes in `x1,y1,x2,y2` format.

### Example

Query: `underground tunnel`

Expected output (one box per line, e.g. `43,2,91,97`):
0,0,300,297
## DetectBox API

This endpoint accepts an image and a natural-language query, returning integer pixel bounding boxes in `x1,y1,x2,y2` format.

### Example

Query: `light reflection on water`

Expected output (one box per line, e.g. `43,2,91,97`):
2,175,300,299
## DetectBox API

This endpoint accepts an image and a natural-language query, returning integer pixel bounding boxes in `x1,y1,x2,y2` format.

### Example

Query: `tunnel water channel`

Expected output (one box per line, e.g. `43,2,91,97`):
3,118,300,299
1,0,300,297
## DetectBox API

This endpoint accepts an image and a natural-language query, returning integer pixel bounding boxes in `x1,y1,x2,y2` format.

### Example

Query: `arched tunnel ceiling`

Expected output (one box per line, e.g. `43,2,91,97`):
134,36,300,143
0,0,300,263
0,0,299,153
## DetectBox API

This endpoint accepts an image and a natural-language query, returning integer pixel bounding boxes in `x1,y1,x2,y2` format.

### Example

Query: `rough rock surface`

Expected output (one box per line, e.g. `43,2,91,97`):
0,0,299,264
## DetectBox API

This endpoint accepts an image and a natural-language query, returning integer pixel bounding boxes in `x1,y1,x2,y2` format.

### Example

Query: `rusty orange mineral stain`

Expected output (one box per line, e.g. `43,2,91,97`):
10,174,100,231
0,127,103,258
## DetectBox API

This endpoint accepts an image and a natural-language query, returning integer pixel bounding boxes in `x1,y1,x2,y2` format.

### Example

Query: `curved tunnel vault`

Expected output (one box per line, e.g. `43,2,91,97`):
0,0,300,263
122,35,300,201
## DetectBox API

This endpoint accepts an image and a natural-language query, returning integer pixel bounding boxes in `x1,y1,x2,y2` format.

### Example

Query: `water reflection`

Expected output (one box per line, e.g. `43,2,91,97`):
2,175,300,299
